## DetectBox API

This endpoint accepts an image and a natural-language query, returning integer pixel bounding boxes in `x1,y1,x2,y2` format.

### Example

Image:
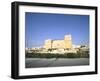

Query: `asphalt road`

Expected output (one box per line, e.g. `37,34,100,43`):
25,58,89,68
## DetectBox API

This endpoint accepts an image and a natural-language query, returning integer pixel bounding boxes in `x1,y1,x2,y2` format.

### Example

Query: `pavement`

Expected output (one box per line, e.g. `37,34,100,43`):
25,58,89,68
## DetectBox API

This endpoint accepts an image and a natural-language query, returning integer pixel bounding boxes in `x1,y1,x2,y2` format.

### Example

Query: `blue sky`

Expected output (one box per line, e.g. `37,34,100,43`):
25,12,89,48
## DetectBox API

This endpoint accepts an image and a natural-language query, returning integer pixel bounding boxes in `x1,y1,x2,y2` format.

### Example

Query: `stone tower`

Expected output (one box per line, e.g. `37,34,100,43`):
43,34,73,49
43,39,52,49
64,34,72,49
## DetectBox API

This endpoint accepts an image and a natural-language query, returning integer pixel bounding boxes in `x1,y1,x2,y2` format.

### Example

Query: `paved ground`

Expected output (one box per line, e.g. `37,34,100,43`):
25,58,89,68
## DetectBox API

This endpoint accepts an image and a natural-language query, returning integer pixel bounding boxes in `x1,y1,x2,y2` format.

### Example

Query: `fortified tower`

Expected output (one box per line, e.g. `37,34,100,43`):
64,35,72,49
43,39,52,49
43,34,73,49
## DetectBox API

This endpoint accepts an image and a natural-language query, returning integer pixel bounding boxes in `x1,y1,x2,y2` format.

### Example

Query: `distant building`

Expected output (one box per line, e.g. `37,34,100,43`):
26,34,89,54
73,45,81,49
43,35,72,49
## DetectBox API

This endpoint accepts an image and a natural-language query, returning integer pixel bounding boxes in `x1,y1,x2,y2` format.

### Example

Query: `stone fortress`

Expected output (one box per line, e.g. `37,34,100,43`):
26,34,89,54
43,35,72,49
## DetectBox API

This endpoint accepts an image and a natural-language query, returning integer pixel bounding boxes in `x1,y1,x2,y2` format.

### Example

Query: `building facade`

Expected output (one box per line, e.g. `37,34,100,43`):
43,35,72,49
